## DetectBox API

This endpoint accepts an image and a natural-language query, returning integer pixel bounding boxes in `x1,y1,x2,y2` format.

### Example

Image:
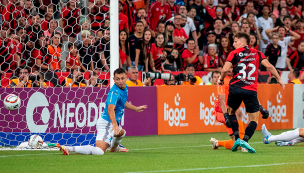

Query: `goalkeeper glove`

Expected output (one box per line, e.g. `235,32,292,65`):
224,113,231,128
260,105,269,119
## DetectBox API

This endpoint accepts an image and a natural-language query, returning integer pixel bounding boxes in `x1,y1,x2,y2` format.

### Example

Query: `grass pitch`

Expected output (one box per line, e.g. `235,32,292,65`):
1,129,304,173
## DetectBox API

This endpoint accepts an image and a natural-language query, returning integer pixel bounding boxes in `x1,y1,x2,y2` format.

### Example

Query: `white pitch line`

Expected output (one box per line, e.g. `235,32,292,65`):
0,142,263,157
131,142,262,151
124,162,304,173
0,153,61,158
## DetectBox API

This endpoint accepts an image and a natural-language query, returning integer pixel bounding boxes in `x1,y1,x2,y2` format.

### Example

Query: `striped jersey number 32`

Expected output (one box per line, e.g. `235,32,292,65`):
237,63,256,80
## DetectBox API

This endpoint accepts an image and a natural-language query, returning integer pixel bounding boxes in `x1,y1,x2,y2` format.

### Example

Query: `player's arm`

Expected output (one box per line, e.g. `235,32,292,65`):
108,104,120,135
265,26,278,40
108,91,120,135
218,94,227,114
220,61,232,82
125,101,147,112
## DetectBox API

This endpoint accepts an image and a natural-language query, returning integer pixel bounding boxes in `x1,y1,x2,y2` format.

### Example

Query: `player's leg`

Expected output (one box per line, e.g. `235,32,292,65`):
236,109,245,140
59,118,111,155
238,90,260,153
275,129,304,146
263,127,303,144
60,141,106,155
109,128,126,152
227,87,243,143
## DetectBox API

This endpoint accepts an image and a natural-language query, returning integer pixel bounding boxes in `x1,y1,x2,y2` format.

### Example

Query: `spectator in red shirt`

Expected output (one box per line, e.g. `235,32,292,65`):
147,0,170,32
218,37,233,67
203,44,221,71
122,0,136,34
2,0,25,31
150,33,168,72
60,0,81,42
293,19,304,49
181,38,203,71
249,33,259,50
224,0,240,22
119,1,129,33
286,0,301,20
204,0,217,32
41,6,53,31
173,14,188,54
66,42,80,72
119,30,131,69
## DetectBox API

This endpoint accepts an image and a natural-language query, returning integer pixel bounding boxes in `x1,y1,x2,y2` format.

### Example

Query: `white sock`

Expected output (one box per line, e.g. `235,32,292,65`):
269,128,300,142
74,145,104,155
111,131,126,149
292,137,304,144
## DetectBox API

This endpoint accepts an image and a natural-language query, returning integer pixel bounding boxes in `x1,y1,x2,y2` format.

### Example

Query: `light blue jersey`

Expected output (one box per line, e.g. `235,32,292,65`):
101,84,128,124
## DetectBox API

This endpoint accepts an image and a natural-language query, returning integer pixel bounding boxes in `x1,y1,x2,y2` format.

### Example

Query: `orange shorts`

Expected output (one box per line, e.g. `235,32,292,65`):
213,101,233,136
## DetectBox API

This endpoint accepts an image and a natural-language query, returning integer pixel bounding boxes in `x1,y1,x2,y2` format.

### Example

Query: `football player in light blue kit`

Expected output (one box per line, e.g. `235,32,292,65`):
59,68,147,155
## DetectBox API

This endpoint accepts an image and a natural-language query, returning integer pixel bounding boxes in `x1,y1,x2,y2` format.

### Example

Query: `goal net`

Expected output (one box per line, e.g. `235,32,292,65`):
0,0,118,148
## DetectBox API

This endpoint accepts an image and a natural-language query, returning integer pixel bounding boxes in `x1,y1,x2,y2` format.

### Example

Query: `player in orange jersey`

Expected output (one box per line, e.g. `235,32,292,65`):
210,68,246,151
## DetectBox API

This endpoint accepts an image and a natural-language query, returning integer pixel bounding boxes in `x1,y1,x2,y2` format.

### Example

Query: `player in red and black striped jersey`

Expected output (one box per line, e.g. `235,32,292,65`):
0,23,17,73
2,0,25,31
219,32,284,153
60,0,81,42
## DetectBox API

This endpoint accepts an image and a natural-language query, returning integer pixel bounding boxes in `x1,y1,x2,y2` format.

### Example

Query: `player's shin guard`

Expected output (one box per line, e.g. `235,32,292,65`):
229,114,240,140
243,121,257,142
111,130,126,149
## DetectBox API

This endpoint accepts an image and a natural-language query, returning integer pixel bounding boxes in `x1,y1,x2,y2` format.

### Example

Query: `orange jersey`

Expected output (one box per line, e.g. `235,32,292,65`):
48,45,62,71
214,76,232,113
217,75,231,100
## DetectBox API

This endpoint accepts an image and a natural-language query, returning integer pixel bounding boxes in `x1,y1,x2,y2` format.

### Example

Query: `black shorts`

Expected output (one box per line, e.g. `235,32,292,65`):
227,86,259,113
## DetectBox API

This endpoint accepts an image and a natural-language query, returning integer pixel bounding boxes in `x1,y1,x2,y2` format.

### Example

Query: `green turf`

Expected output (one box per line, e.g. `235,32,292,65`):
1,129,304,173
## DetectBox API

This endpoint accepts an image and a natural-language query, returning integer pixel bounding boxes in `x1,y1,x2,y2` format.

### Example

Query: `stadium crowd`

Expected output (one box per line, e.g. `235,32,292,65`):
0,0,304,87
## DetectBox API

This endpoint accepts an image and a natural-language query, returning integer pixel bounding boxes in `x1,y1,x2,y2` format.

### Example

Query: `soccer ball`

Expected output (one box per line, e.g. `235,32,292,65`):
28,135,43,149
3,94,21,111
